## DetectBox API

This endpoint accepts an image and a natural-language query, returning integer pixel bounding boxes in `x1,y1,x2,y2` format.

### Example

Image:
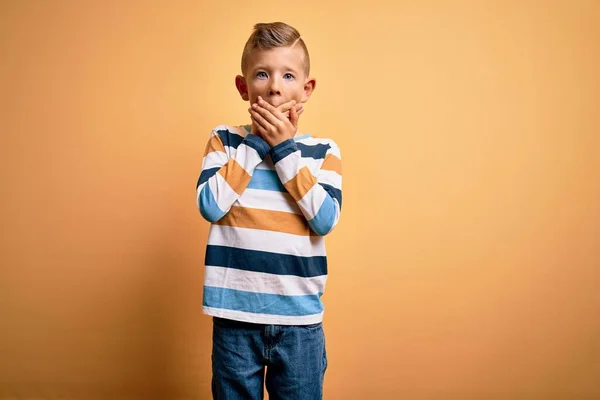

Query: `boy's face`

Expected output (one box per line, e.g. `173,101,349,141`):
236,45,315,108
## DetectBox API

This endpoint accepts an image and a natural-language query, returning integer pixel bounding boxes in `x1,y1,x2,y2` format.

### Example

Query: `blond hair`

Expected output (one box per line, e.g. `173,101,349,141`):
241,22,310,77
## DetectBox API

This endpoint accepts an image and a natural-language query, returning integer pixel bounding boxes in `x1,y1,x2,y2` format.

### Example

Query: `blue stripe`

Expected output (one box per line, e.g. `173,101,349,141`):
199,185,226,222
203,286,323,316
297,142,330,160
308,195,336,236
197,167,220,188
216,129,244,149
205,245,327,278
248,169,286,192
320,183,342,210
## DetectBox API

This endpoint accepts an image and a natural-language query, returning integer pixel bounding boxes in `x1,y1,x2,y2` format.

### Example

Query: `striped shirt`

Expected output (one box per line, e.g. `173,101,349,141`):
196,124,343,325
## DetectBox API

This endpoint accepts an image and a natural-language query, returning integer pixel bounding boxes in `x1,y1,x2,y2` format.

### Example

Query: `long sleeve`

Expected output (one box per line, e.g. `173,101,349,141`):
270,138,343,236
196,128,271,222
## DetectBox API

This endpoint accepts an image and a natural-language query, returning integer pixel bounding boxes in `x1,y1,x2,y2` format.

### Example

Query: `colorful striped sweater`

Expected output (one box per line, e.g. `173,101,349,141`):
196,124,342,325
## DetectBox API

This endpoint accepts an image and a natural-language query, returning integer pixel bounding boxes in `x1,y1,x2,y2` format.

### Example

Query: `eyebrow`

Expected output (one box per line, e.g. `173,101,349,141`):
251,64,301,73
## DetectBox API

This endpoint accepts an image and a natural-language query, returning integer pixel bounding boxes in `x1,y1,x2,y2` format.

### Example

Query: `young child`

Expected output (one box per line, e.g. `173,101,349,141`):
196,22,342,400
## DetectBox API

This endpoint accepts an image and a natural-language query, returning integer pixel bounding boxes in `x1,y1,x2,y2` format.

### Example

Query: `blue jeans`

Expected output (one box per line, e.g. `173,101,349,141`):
211,317,328,400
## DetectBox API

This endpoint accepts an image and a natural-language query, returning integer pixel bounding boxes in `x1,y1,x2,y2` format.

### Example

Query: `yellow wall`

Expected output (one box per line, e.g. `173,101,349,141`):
1,0,599,398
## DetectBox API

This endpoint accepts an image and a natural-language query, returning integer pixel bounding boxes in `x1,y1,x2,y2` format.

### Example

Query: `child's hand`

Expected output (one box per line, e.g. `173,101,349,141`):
249,96,300,147
249,100,302,140
277,100,304,118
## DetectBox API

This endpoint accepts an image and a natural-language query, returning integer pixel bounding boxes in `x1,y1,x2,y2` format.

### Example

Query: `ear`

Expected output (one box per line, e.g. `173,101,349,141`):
235,75,249,101
301,77,316,103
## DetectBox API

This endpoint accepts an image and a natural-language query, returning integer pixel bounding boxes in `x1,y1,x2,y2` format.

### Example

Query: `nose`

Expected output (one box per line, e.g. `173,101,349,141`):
268,78,281,96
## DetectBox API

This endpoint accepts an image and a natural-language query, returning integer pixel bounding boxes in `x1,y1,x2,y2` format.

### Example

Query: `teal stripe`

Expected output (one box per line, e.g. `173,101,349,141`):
203,286,324,316
248,169,286,192
199,185,226,222
294,134,311,141
308,195,336,235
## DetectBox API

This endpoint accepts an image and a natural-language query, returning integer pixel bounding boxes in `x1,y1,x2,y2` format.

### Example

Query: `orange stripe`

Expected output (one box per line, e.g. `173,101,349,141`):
203,135,226,157
284,166,317,202
218,159,251,195
216,206,317,236
321,154,342,175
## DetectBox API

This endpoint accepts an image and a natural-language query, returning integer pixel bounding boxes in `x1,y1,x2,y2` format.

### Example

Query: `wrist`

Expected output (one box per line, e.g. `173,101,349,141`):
244,134,271,159
270,135,293,147
270,138,298,164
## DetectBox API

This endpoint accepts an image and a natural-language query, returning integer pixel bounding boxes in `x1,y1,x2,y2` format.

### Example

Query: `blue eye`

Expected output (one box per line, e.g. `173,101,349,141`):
257,71,267,79
283,73,294,80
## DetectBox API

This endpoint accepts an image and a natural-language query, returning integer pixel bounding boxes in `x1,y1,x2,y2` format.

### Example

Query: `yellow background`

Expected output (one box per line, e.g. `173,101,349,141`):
1,0,599,398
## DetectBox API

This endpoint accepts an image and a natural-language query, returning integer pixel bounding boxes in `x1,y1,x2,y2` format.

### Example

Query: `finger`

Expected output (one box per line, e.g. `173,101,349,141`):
289,103,299,127
248,105,270,136
252,102,282,126
277,99,297,113
250,109,272,133
282,103,302,119
250,115,268,137
277,100,302,118
257,96,290,122
249,109,267,129
253,120,267,137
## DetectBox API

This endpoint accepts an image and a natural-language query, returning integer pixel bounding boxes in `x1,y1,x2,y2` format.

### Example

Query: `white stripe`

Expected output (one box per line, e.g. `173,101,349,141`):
203,306,324,326
258,156,275,169
301,156,324,172
237,188,301,214
325,145,341,159
204,266,327,296
297,184,327,220
275,150,301,184
258,157,322,173
297,136,336,146
207,225,326,256
202,151,228,170
317,169,342,188
224,145,238,160
234,143,263,173
259,151,325,176
211,173,239,212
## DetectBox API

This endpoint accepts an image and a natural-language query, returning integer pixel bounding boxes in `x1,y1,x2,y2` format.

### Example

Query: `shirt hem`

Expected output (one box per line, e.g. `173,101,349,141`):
203,306,324,326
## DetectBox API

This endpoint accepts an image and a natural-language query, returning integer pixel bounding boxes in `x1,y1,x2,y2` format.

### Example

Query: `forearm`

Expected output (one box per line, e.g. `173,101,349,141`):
197,133,270,222
271,139,342,235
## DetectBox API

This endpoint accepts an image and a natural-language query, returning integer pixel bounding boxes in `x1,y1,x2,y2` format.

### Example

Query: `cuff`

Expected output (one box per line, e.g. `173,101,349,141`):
244,134,271,159
270,139,298,164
